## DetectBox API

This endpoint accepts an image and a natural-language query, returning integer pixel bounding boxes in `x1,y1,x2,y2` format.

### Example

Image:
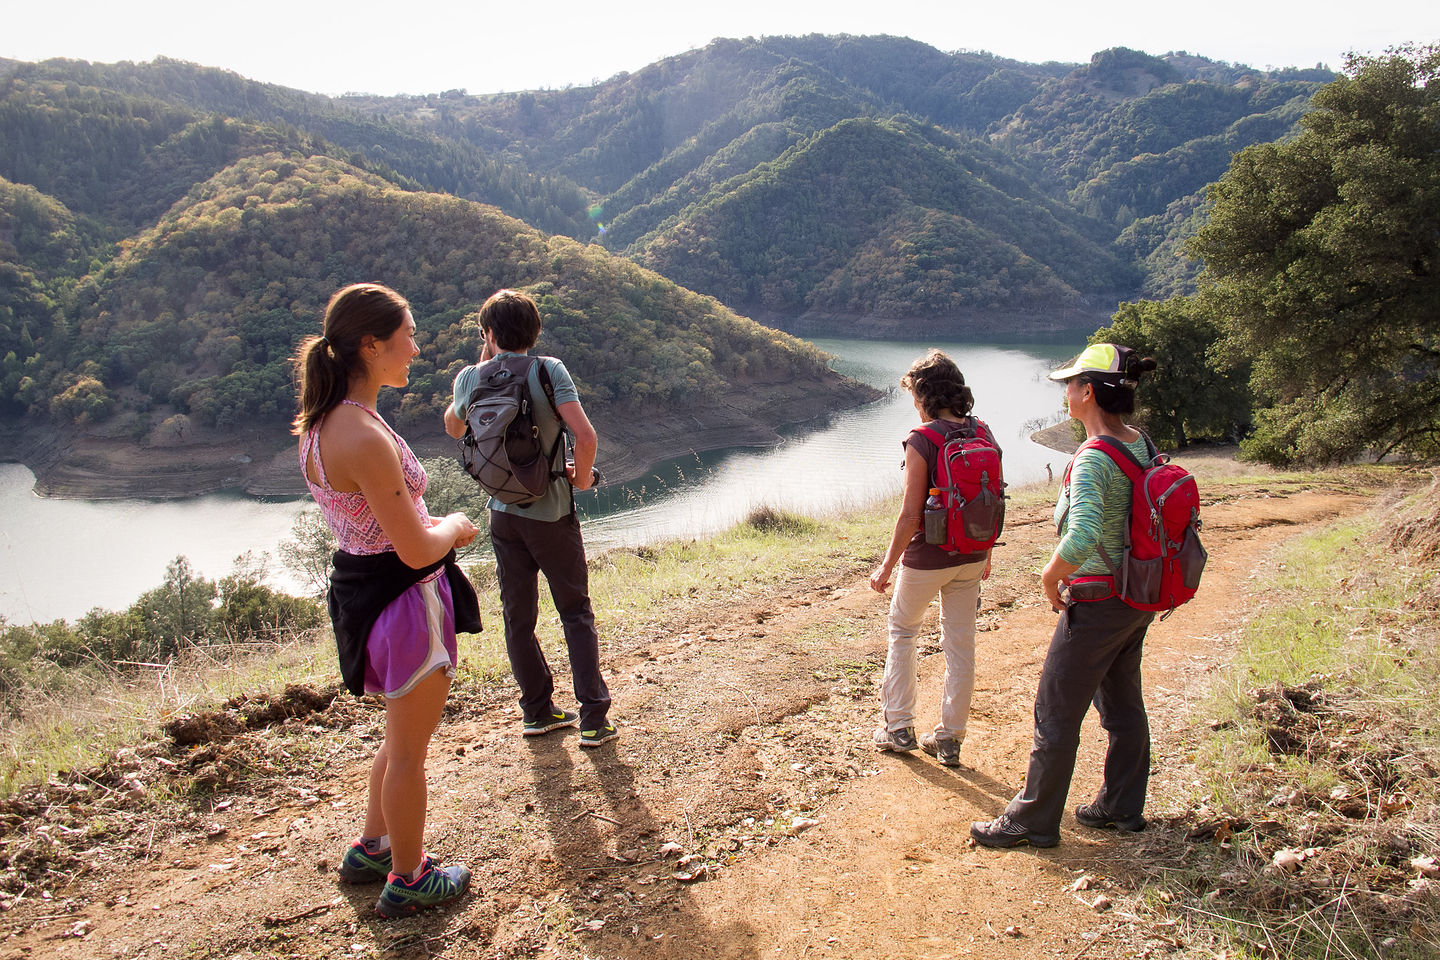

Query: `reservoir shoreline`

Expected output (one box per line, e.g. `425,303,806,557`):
0,372,880,502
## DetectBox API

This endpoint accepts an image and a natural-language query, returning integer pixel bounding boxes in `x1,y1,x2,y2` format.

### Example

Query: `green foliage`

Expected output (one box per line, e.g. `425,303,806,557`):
0,37,1341,427
1114,194,1209,299
215,552,322,640
0,553,322,697
1191,45,1440,465
996,54,1328,192
277,508,337,599
1093,298,1251,448
48,374,113,423
420,456,495,522
55,152,834,430
742,504,821,536
1087,47,1180,91
636,116,1137,316
0,59,593,240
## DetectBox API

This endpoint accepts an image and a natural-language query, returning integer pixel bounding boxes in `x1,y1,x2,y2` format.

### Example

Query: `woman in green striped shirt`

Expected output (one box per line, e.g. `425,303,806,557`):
971,343,1159,849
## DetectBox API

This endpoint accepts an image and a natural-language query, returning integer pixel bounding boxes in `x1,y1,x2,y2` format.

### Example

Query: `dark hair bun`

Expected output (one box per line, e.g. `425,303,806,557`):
1126,355,1157,380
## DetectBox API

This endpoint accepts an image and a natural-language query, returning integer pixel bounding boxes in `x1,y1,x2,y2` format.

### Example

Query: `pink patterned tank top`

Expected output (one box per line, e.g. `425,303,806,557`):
300,400,429,555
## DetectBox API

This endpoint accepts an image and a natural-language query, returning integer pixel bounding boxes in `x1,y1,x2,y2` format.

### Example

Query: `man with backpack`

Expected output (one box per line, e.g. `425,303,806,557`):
971,343,1183,848
444,290,616,747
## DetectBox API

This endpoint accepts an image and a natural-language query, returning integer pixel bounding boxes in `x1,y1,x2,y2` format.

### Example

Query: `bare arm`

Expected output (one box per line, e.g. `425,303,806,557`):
870,445,929,592
328,414,476,568
444,337,494,438
444,405,466,439
557,399,598,491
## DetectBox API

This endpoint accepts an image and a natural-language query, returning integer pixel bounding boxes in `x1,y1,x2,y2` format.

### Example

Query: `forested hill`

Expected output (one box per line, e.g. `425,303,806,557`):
0,39,1336,492
344,36,1332,325
632,116,1135,334
0,56,593,238
75,153,859,429
0,59,874,494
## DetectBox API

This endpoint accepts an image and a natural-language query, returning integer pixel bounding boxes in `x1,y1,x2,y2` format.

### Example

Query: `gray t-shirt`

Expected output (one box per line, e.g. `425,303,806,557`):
451,352,581,522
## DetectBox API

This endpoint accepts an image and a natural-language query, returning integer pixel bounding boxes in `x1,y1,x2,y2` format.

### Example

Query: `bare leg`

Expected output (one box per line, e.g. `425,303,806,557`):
378,668,450,876
363,741,389,840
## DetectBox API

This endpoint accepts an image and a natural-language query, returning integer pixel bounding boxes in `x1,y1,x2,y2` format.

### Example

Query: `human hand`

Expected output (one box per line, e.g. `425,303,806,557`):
1040,553,1077,613
447,512,479,549
869,564,892,593
567,462,597,491
1042,575,1067,612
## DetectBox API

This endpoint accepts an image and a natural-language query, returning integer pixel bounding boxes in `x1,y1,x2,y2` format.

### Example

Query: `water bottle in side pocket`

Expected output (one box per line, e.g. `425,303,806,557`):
924,488,947,545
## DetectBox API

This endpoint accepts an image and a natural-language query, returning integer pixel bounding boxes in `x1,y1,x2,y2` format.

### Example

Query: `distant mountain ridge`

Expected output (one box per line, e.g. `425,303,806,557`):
342,35,1331,327
0,37,1334,493
0,56,876,495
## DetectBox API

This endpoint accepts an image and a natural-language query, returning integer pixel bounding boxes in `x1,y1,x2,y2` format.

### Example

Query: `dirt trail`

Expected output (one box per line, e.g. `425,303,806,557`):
0,480,1368,960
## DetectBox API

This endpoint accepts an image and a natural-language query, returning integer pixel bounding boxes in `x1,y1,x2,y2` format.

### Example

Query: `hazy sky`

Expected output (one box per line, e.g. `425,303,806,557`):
6,1,1437,97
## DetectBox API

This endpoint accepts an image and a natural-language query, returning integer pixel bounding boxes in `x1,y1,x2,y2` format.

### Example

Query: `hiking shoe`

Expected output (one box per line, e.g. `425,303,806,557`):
523,709,579,736
338,840,392,883
1074,802,1148,833
579,723,619,748
919,732,961,767
873,726,919,753
374,856,471,918
969,814,1060,849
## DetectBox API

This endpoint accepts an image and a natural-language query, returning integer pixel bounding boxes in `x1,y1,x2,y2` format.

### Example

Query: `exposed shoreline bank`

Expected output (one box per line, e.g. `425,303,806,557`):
0,374,880,502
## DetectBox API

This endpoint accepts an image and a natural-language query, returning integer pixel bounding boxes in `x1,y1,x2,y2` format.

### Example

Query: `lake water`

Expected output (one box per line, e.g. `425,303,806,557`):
577,339,1078,551
0,338,1078,623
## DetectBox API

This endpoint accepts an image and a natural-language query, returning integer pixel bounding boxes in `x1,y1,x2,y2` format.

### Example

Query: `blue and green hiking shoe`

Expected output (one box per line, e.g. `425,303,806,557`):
523,709,579,736
374,856,472,918
338,840,391,883
579,723,619,748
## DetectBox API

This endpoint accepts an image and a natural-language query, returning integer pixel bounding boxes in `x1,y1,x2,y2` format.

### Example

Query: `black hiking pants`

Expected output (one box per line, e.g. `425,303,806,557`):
490,509,611,730
1004,595,1155,834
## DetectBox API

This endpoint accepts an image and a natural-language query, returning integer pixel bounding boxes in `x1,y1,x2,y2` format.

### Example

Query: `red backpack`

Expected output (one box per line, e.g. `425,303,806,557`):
913,419,1005,555
1062,433,1206,618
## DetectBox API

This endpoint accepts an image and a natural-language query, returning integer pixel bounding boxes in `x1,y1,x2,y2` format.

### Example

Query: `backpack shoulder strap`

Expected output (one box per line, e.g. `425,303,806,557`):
526,356,570,481
911,424,947,448
1080,435,1146,483
1060,434,1141,530
1071,436,1146,582
907,425,950,490
530,356,560,418
1139,429,1158,462
969,416,1000,450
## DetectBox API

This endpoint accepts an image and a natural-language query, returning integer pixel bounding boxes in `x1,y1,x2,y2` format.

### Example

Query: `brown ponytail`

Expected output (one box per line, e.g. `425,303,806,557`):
291,283,410,435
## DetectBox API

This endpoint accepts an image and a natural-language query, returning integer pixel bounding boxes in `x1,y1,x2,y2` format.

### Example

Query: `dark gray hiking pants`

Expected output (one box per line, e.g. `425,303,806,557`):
1004,596,1155,834
490,509,611,729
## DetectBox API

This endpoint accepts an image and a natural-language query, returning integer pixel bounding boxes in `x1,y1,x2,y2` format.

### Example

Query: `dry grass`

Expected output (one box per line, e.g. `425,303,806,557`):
1131,487,1440,960
1390,467,1440,563
0,630,335,797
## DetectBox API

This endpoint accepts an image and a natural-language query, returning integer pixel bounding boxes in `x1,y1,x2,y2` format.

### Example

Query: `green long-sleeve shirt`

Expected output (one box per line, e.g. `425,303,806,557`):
1054,435,1150,576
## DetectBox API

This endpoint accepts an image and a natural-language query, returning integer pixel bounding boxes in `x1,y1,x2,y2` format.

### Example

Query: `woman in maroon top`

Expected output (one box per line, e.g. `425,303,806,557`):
869,350,995,767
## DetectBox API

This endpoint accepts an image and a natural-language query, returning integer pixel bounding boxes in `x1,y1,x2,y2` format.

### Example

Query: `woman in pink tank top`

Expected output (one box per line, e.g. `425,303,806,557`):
292,283,478,917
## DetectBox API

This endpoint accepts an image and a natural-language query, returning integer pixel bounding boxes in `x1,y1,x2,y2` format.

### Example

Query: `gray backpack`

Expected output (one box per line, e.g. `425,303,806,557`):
459,355,562,505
